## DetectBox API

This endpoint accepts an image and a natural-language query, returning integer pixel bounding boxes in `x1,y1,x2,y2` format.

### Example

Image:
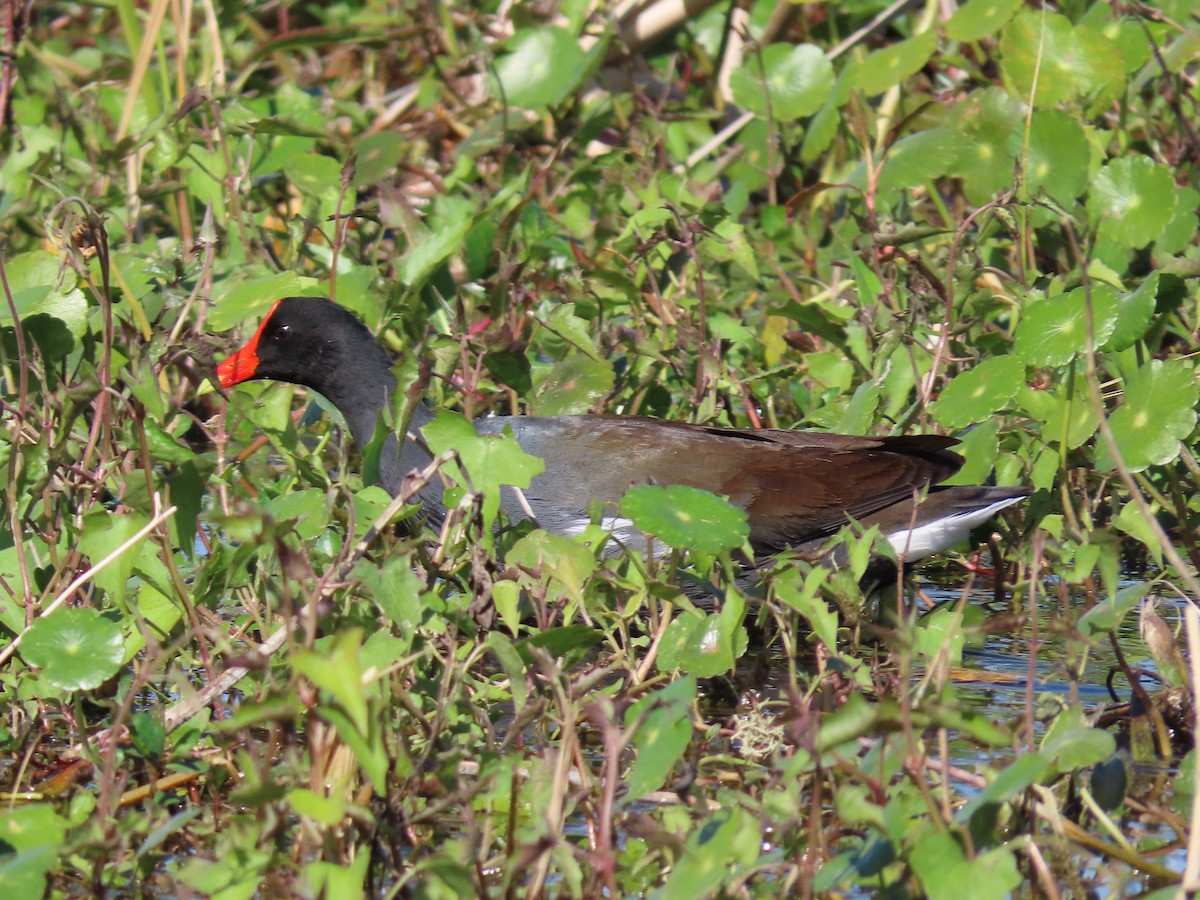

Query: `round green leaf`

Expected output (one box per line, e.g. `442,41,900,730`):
1001,12,1122,107
946,0,1024,42
1106,17,1156,74
22,608,124,691
1014,286,1119,366
492,28,585,110
1015,109,1089,202
0,805,66,853
0,251,88,341
620,484,749,553
730,44,834,122
1098,359,1198,472
929,355,1026,429
851,31,936,97
1087,156,1177,249
1071,24,1128,108
875,128,961,192
0,847,57,897
1158,186,1200,254
947,87,1020,203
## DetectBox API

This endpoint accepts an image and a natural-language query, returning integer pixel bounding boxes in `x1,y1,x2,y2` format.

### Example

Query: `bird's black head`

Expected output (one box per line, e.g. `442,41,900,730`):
217,297,389,398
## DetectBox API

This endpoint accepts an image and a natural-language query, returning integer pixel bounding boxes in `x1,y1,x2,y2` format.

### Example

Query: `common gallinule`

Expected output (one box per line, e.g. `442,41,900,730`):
217,297,1029,564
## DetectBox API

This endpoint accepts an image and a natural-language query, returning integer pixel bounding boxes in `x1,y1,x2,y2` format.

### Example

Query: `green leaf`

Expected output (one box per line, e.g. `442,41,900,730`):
1041,705,1117,772
351,132,406,187
129,711,166,759
514,624,602,668
774,568,836,649
1018,376,1099,450
0,251,88,341
529,354,614,416
0,801,63,897
142,419,196,466
507,530,596,604
483,349,533,395
0,847,57,897
1112,504,1162,565
942,419,999,485
289,788,347,826
704,220,759,280
875,128,961,192
914,606,965,666
730,43,834,122
1158,186,1200,254
1104,274,1158,351
397,206,475,289
492,28,585,110
1175,750,1196,796
293,629,370,734
812,833,895,892
1016,109,1089,202
355,555,424,632
947,88,1020,202
0,804,66,852
626,677,695,798
620,484,749,553
657,598,746,678
910,833,1022,900
851,31,937,96
1087,156,1177,249
306,853,370,899
944,707,1012,747
817,691,877,752
1000,12,1123,107
282,153,343,200
1098,359,1198,472
801,71,850,163
1014,286,1119,366
263,488,329,541
210,271,306,331
957,752,1050,822
21,608,124,691
946,0,1024,41
929,355,1025,428
542,302,602,358
660,807,759,900
77,509,150,607
423,410,545,529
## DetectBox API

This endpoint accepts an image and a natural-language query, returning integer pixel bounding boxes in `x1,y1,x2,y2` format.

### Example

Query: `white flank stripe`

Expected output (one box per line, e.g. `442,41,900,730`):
886,496,1025,561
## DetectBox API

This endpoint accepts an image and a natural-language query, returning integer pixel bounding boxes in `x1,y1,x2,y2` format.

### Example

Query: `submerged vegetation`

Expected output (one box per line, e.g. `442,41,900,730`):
1,0,1200,895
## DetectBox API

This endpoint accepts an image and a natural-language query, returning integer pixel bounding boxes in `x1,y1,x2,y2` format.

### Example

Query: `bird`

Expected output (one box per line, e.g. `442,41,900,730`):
216,296,1029,568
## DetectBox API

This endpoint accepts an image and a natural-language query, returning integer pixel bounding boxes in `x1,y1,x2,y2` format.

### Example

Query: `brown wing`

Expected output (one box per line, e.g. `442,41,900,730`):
494,415,963,551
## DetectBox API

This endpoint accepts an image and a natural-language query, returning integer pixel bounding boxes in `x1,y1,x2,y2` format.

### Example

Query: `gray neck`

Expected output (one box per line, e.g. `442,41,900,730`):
322,370,444,519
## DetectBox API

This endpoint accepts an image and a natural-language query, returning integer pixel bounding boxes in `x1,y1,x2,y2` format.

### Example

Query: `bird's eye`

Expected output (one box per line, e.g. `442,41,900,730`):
275,324,292,341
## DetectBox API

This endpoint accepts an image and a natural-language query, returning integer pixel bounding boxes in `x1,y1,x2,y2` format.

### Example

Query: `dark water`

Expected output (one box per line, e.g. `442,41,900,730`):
708,577,1193,893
